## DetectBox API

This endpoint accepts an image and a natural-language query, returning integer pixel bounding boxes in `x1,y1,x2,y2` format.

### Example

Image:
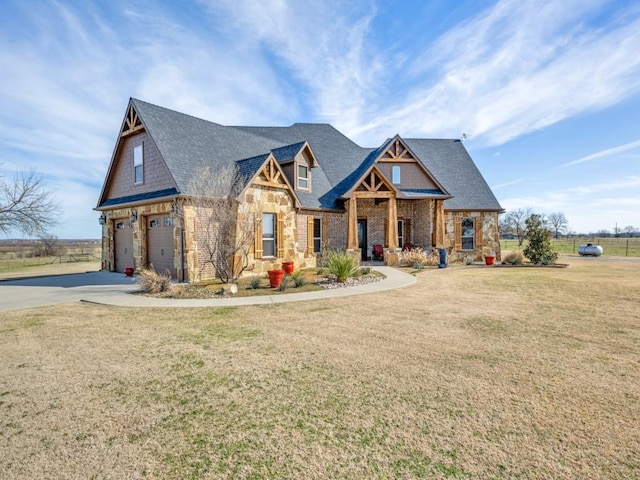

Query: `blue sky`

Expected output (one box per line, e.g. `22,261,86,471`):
2,0,640,238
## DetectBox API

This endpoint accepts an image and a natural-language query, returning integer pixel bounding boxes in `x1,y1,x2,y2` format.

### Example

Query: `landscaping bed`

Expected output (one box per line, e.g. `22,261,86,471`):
138,267,385,299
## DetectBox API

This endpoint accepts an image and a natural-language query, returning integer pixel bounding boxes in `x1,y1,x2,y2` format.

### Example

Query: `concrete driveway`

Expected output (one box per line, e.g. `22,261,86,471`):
0,271,137,313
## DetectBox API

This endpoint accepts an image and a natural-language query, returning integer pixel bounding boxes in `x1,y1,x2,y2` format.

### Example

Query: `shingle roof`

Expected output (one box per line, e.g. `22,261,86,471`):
404,139,503,210
131,99,285,196
270,142,306,164
108,99,501,212
236,124,370,209
100,188,179,207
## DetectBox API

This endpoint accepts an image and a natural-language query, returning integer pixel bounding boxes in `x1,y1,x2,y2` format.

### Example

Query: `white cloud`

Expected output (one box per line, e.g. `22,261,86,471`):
561,139,640,167
347,0,640,145
491,178,527,190
201,0,384,133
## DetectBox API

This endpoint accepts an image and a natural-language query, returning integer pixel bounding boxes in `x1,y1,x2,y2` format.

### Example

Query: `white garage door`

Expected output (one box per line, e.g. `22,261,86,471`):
114,220,133,273
147,215,174,277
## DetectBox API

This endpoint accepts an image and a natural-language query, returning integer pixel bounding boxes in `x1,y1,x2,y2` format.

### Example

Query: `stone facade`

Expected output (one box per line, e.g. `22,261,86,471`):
100,201,183,279
445,211,501,262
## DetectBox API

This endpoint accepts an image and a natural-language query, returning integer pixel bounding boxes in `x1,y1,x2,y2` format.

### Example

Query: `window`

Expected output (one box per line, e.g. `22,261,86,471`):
313,218,322,253
461,217,475,250
116,221,131,229
298,164,309,189
398,220,404,248
134,144,144,184
262,213,276,257
392,165,401,184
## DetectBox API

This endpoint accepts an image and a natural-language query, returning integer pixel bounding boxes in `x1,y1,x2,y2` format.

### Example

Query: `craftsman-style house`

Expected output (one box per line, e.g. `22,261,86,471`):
97,98,503,281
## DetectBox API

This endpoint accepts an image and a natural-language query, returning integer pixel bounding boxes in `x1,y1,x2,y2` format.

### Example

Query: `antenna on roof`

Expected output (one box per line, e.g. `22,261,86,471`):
461,132,467,141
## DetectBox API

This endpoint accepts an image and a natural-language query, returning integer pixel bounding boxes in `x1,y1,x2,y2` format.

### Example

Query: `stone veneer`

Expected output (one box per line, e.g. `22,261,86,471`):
100,201,183,278
445,211,501,262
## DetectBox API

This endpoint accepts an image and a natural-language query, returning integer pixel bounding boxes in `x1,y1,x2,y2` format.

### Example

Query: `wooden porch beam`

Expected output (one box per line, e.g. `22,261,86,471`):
434,199,445,248
347,198,359,249
386,195,398,249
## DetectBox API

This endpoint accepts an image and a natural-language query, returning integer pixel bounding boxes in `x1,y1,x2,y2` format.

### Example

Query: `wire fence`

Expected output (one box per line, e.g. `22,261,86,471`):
0,253,101,272
501,237,640,257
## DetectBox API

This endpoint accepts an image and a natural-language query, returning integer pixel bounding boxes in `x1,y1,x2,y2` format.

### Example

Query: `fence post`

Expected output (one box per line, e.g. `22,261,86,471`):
627,239,629,257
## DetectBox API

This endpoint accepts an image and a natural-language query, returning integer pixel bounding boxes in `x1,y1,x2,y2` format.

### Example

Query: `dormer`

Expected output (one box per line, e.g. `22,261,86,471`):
271,141,319,193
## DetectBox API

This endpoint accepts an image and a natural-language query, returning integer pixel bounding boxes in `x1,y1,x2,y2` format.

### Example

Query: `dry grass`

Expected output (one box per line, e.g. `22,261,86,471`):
0,260,100,281
1,258,639,479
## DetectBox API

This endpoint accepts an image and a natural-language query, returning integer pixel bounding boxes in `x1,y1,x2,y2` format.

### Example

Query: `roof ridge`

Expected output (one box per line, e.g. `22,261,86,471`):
131,98,228,129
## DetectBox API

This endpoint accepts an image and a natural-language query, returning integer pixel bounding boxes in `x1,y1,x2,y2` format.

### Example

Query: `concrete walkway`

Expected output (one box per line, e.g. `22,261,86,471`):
0,267,416,312
80,267,416,308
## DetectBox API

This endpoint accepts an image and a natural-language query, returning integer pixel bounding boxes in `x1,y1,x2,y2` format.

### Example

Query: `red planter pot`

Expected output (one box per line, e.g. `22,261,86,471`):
267,269,285,288
282,262,294,274
484,256,495,266
124,267,134,277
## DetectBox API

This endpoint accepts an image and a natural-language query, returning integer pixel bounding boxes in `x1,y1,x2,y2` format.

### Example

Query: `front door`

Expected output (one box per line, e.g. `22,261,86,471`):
357,219,368,261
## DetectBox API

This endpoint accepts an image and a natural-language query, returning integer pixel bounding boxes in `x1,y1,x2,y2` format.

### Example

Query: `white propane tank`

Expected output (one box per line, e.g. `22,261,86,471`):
578,243,603,256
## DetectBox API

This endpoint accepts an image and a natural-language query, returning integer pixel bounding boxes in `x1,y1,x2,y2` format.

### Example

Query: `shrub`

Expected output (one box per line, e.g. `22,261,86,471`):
278,274,289,291
502,250,525,265
248,277,261,289
325,250,359,282
291,270,306,287
523,214,558,265
400,247,437,268
136,267,172,294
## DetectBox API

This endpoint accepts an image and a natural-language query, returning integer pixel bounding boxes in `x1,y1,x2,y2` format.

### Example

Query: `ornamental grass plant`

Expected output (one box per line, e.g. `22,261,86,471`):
324,249,359,282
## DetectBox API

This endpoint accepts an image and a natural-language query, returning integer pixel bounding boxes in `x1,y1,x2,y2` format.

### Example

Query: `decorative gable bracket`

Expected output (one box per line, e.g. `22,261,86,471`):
121,104,144,137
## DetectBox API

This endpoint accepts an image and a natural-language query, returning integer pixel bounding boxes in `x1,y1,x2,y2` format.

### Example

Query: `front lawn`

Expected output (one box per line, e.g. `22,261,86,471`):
1,258,638,479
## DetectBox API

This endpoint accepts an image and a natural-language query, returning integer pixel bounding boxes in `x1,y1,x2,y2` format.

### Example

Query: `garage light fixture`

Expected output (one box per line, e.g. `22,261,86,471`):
130,209,138,224
98,213,106,225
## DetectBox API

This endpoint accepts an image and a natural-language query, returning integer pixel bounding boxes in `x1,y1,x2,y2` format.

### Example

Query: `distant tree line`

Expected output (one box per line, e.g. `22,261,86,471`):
500,208,639,243
500,208,569,245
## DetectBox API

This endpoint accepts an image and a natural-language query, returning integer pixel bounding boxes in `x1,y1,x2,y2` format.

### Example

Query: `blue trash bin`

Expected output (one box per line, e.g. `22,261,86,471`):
438,248,447,268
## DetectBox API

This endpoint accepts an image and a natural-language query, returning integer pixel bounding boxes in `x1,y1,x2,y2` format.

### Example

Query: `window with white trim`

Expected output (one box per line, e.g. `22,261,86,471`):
298,164,309,189
461,217,475,250
262,213,276,257
134,144,144,184
313,218,322,253
392,165,401,184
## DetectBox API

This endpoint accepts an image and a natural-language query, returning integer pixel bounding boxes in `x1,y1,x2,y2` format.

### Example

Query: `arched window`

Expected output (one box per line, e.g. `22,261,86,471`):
392,166,401,184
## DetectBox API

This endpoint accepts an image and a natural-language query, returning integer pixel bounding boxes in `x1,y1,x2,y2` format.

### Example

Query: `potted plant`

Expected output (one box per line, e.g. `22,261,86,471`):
282,260,294,275
484,251,496,266
267,268,285,288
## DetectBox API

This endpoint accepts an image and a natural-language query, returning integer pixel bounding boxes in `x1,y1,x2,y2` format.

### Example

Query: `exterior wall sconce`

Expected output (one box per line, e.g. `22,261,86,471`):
98,213,107,225
130,209,138,224
170,201,182,219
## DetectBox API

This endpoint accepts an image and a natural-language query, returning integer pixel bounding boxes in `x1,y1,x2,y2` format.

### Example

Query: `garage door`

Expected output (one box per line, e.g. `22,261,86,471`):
147,215,174,277
114,220,133,273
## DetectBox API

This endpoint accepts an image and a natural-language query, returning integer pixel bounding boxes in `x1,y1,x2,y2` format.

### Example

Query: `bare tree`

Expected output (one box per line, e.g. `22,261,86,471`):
547,212,569,239
0,169,59,236
188,164,256,283
502,208,533,246
622,225,638,237
37,233,62,257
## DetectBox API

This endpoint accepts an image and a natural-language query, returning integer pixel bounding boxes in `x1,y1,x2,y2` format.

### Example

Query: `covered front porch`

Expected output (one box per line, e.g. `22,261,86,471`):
343,170,447,266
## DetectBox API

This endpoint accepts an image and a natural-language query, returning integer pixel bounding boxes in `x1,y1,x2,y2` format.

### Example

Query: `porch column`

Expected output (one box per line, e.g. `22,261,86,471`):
386,195,399,249
347,197,359,249
434,199,445,248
